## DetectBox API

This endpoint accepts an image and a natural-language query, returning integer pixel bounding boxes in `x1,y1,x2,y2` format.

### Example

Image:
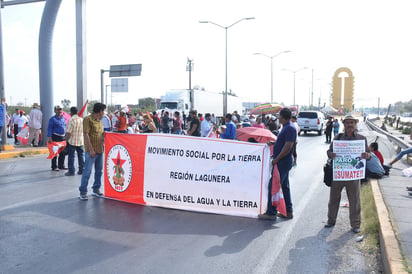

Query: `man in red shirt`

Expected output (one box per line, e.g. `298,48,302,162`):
116,111,127,133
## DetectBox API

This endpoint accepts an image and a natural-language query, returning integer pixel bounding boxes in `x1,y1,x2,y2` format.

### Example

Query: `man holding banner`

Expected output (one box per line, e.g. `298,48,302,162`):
325,115,371,234
259,108,296,220
47,105,67,171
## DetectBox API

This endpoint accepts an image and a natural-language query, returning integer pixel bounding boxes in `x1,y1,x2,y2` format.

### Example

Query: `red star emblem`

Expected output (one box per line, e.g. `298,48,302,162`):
112,150,126,168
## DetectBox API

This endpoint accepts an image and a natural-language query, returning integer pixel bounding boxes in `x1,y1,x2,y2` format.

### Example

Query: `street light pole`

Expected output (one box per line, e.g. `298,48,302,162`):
105,84,111,106
199,17,255,116
282,67,309,106
254,51,290,102
186,58,194,110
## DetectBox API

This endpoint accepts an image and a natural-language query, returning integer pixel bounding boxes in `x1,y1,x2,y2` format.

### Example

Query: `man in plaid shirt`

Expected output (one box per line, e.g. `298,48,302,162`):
65,106,84,176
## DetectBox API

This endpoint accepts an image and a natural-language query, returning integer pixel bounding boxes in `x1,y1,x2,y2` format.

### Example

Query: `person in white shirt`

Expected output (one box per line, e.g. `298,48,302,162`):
102,113,112,132
111,112,118,132
201,113,213,137
17,111,28,132
211,113,217,125
28,103,42,147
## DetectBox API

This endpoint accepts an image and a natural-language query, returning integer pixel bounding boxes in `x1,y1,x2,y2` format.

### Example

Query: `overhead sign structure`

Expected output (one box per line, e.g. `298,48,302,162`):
111,78,128,92
104,133,271,218
109,64,142,77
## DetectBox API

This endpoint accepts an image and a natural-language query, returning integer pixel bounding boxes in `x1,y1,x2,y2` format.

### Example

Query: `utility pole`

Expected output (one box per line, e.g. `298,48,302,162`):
186,58,194,110
0,0,48,147
377,97,380,119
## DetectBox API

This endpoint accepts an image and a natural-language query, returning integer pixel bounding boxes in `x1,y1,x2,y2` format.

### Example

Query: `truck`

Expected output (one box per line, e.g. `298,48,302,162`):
158,89,243,118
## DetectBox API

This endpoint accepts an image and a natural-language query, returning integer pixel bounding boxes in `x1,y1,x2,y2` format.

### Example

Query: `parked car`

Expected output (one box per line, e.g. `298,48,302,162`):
297,111,326,135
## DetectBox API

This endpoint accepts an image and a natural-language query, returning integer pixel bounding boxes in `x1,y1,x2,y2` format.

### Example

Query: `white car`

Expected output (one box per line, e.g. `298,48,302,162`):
297,111,326,135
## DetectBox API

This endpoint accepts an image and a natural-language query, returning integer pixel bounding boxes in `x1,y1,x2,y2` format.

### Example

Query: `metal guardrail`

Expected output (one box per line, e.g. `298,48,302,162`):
366,118,411,155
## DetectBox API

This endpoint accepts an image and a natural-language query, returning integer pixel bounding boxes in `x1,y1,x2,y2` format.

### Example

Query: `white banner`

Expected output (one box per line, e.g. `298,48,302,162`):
144,135,271,217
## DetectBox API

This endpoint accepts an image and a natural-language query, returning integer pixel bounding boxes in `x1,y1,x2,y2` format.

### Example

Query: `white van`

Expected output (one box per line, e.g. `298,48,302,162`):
297,111,326,135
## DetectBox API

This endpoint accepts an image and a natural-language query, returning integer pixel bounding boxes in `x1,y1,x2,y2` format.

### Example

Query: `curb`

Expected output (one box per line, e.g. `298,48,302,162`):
370,179,408,273
0,148,49,159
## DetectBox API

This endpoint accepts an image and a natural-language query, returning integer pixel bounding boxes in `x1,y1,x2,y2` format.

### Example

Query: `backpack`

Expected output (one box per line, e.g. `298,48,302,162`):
323,133,344,187
323,159,333,187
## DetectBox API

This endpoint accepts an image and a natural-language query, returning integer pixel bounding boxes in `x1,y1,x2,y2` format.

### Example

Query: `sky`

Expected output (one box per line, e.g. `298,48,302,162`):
2,0,412,110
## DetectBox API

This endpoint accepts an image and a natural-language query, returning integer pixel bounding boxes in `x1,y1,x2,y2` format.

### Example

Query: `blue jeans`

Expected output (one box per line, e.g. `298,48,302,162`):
79,152,103,194
396,147,412,160
266,159,293,214
172,129,182,135
67,144,84,174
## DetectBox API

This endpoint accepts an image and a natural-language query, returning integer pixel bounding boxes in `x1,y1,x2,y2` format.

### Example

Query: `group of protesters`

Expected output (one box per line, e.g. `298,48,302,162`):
0,98,43,147
46,102,107,201
5,99,410,232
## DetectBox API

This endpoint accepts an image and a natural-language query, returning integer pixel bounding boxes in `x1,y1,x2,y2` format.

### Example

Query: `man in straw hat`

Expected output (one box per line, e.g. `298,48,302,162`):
324,115,371,234
28,102,42,147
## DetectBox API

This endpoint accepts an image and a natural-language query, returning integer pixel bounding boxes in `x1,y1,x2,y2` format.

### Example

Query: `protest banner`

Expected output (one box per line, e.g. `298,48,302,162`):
333,140,366,181
47,141,67,159
104,133,271,218
17,124,29,145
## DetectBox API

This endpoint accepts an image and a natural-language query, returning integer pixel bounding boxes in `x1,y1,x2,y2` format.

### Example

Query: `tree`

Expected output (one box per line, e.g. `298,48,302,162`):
61,99,71,109
138,97,155,109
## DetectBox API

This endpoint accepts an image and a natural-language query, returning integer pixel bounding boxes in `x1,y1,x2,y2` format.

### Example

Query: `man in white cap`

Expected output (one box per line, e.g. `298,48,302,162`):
325,115,371,234
28,103,42,147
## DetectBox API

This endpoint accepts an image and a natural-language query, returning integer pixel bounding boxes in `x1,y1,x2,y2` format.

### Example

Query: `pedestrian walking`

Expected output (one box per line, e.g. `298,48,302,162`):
28,103,42,147
259,108,297,221
65,106,84,176
78,103,106,200
325,117,333,143
333,118,340,137
324,115,371,233
47,105,67,171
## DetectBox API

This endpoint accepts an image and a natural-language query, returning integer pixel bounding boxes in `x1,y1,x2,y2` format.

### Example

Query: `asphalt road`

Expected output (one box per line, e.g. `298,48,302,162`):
0,132,377,274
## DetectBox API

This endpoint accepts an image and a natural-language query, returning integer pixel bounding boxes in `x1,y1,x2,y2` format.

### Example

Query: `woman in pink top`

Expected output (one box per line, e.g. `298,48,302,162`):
252,116,265,128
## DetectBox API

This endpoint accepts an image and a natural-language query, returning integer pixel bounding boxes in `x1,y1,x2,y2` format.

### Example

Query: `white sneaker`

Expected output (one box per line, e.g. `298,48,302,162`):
92,190,104,197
